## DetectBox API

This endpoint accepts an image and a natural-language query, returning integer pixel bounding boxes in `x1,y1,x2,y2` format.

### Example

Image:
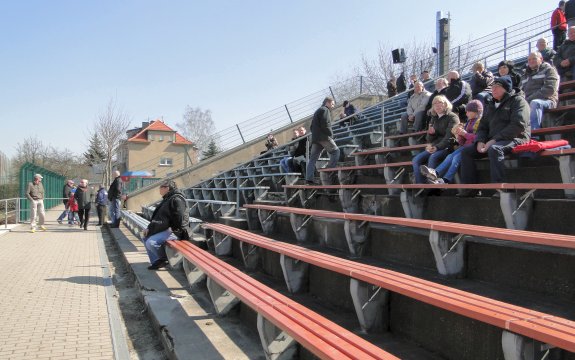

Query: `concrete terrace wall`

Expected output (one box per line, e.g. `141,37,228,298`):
125,94,383,211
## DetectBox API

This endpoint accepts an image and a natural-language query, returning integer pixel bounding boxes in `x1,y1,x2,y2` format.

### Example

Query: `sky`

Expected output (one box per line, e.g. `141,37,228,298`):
0,1,553,158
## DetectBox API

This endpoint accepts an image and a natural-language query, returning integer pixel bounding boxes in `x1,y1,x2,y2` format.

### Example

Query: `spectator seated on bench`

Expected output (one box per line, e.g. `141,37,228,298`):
445,70,472,122
399,81,431,134
459,76,531,197
280,126,307,175
496,60,523,94
554,27,575,81
469,62,494,105
412,95,459,184
338,100,357,127
521,51,559,132
420,100,483,184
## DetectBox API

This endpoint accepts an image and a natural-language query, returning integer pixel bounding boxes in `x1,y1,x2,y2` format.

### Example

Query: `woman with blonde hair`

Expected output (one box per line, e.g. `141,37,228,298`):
411,95,459,184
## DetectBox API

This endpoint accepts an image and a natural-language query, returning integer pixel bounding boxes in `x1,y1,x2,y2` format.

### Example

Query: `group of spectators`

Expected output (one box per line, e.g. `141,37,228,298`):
26,171,124,233
404,42,563,196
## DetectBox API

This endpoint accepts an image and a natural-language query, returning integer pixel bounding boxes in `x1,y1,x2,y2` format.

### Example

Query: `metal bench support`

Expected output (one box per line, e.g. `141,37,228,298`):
344,220,370,257
350,279,389,333
428,230,466,277
400,191,425,219
280,254,309,293
206,277,240,315
499,191,534,230
289,213,311,242
183,258,207,286
257,313,297,360
213,232,232,256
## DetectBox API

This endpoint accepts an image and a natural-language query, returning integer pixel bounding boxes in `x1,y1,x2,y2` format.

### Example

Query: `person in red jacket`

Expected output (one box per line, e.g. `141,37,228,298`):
552,1,568,51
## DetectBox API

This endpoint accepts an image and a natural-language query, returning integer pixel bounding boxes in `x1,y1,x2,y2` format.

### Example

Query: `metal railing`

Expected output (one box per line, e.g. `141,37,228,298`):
204,10,553,155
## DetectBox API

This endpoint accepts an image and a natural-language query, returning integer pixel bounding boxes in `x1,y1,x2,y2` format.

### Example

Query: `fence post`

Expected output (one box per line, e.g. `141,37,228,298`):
503,28,507,60
236,124,246,144
284,105,293,123
329,86,336,104
16,198,20,224
381,104,385,148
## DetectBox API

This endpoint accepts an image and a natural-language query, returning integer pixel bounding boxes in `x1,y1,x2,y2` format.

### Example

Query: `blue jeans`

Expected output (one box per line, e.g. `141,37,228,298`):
280,157,293,173
143,229,178,264
412,148,449,183
529,99,554,131
108,199,121,224
305,138,340,182
434,146,467,183
57,205,69,222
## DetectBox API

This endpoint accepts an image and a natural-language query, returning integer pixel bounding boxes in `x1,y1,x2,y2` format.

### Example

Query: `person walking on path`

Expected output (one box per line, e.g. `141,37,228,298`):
142,180,189,270
74,179,94,231
107,170,123,227
56,179,74,224
95,184,108,226
26,173,46,233
305,97,340,184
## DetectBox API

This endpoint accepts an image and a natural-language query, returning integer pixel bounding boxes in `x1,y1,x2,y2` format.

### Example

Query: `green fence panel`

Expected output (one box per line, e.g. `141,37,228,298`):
126,177,160,193
19,163,65,222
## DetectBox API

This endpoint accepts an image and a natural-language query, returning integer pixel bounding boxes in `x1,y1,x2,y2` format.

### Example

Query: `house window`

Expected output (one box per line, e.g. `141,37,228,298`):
159,157,173,166
158,135,164,141
148,134,154,141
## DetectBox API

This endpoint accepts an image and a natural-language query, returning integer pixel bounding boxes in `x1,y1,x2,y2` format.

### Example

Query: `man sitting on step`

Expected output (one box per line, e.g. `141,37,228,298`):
521,51,559,131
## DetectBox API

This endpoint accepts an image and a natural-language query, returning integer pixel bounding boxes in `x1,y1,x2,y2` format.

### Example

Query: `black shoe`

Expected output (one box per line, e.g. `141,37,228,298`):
456,189,479,198
147,260,168,270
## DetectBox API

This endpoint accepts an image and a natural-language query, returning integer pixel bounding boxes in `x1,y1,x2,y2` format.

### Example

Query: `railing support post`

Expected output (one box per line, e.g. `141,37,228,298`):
329,86,336,104
504,28,508,60
236,124,245,144
284,105,293,123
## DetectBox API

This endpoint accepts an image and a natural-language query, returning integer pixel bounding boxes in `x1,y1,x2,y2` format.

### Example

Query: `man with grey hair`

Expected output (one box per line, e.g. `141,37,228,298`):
521,51,559,131
107,170,123,228
536,38,556,64
399,80,431,134
142,180,189,270
554,26,575,80
27,174,46,233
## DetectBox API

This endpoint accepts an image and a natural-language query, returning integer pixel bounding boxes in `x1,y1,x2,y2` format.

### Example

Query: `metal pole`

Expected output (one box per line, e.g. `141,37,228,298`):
284,105,293,123
359,76,363,94
16,198,20,224
381,104,385,148
503,28,508,60
329,86,336,104
236,124,245,144
4,199,7,229
457,46,461,71
235,173,240,218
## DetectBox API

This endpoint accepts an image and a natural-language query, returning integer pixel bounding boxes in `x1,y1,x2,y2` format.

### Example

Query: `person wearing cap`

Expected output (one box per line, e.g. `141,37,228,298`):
56,179,74,224
142,180,189,270
26,174,46,233
458,76,530,197
521,51,559,131
420,100,483,185
107,170,123,228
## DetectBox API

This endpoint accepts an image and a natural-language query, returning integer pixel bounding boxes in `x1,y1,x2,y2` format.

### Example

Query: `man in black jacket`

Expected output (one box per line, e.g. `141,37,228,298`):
458,76,530,197
142,180,189,270
305,97,340,184
107,170,122,227
445,70,472,121
56,179,74,224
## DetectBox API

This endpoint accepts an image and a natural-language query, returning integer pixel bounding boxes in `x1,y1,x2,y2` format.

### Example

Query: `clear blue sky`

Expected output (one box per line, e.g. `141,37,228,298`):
0,1,552,158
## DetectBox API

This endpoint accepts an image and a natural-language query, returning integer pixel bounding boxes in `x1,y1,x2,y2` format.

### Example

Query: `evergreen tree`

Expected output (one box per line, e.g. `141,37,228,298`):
201,139,220,160
83,133,106,166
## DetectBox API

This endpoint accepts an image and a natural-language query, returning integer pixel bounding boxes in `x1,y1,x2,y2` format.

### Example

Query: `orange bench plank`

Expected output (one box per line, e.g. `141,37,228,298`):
168,240,398,360
203,223,575,352
243,204,575,250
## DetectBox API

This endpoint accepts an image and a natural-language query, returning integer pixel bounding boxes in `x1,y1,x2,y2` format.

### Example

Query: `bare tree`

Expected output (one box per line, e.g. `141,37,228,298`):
176,106,217,154
13,136,45,166
93,98,132,187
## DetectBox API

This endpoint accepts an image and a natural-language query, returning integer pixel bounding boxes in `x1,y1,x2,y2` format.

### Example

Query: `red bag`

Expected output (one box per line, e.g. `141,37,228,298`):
512,139,569,153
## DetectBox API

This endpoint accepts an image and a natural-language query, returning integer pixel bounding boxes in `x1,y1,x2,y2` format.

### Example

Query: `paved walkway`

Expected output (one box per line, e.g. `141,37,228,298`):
0,216,117,360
